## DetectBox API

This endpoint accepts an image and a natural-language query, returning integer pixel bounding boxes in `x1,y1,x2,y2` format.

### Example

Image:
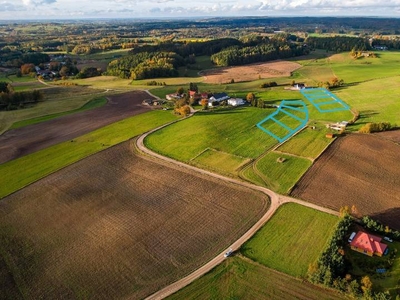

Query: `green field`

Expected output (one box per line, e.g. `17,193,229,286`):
167,256,344,300
242,203,339,277
145,107,279,163
250,152,312,194
276,124,333,159
0,110,177,199
192,148,250,175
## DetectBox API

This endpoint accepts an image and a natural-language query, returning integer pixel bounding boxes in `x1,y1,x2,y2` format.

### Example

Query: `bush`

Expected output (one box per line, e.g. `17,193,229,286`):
359,122,392,133
260,81,278,88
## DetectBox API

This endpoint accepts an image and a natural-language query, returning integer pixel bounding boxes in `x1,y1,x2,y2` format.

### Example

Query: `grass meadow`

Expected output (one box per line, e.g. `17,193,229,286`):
276,124,333,159
167,256,344,300
0,110,177,199
242,203,339,277
145,107,279,163
248,152,312,194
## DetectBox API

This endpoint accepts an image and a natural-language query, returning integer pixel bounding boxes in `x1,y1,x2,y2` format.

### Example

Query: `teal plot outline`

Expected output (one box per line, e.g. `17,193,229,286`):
300,88,350,113
256,100,309,143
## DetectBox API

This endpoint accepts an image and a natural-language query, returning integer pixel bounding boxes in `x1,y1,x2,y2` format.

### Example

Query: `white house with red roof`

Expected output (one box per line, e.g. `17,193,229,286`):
350,231,388,257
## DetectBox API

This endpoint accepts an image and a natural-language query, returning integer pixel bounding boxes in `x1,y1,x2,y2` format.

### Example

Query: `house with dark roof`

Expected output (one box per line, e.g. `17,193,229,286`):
350,231,388,257
209,92,229,103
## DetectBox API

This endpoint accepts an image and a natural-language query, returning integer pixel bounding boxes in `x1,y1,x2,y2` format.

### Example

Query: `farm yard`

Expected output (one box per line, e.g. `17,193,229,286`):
0,141,268,299
291,134,400,229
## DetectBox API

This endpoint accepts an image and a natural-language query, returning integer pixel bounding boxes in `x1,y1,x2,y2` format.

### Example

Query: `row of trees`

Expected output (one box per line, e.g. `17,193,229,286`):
359,122,393,133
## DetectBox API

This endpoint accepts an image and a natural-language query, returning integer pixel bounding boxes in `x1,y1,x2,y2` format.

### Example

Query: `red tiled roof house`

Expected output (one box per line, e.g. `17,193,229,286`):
350,231,388,257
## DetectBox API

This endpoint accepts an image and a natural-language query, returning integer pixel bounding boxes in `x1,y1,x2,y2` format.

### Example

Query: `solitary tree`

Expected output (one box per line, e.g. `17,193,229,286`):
176,87,185,95
246,92,255,103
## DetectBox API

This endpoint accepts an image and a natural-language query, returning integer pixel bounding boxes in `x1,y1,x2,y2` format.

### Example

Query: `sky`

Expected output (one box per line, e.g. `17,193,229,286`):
1,0,400,20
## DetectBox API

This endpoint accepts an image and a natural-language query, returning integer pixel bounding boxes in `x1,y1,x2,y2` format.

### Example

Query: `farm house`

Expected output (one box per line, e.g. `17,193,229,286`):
349,231,388,257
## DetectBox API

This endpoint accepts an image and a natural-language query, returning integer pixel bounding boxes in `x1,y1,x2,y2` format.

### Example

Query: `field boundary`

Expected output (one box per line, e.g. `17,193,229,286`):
300,88,350,113
256,100,309,143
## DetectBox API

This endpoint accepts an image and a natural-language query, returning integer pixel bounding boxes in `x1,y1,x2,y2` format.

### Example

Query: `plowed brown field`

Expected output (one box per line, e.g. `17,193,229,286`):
291,133,400,229
0,90,153,164
0,140,268,299
201,60,301,84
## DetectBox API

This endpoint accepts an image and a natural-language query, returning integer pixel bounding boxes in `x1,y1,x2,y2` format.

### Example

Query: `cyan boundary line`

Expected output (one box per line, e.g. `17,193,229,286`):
270,117,294,132
256,100,309,143
280,109,305,122
300,88,350,113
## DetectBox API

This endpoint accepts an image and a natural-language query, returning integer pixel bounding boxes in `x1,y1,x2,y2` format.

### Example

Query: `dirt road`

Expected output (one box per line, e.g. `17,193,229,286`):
135,124,338,300
0,90,153,164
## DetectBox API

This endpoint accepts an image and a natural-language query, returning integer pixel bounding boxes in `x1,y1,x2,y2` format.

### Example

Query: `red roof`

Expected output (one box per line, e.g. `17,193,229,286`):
350,231,387,255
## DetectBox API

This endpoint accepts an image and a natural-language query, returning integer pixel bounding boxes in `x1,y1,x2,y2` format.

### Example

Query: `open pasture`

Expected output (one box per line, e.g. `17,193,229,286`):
276,124,333,159
191,148,251,175
167,256,344,300
291,133,400,229
242,203,339,277
0,141,268,299
251,152,312,194
145,107,279,164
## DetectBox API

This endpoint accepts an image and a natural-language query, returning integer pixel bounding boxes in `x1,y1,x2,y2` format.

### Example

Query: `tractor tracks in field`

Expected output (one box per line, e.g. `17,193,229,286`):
135,121,339,300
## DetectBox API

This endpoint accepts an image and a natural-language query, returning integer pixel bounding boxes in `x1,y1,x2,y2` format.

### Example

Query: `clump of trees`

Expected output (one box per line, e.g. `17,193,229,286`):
317,77,344,90
260,81,278,88
75,67,102,79
358,122,393,133
106,51,183,79
0,82,43,110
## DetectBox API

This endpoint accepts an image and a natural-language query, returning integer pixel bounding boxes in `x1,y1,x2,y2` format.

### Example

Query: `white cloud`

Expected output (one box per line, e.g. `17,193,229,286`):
2,0,400,19
22,0,57,5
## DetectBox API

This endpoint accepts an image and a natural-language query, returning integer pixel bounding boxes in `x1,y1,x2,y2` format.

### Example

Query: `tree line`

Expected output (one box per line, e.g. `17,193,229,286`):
305,36,370,52
210,34,308,67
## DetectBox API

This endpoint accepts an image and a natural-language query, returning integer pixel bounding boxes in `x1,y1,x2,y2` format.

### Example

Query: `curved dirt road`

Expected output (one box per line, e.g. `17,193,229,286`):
135,123,338,300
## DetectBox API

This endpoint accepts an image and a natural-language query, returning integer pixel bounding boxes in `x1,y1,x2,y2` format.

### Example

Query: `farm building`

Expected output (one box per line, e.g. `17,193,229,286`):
209,92,230,103
350,231,388,257
166,93,182,101
227,98,245,106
